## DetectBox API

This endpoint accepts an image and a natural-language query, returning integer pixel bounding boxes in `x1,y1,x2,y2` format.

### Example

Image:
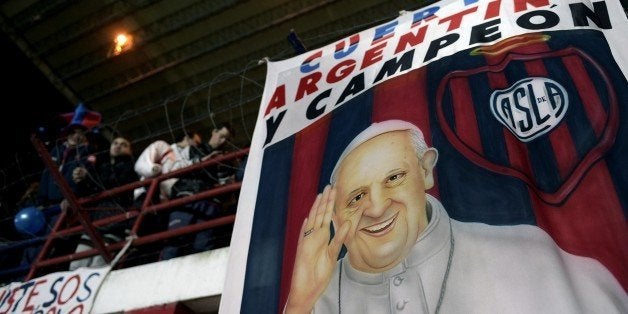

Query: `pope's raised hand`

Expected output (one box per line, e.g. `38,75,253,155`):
285,185,351,313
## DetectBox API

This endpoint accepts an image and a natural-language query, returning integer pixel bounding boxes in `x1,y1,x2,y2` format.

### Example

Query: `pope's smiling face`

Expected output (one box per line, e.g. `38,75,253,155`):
333,130,435,273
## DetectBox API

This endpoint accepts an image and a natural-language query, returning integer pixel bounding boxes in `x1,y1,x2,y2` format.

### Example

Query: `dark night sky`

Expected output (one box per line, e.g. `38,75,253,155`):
0,32,73,219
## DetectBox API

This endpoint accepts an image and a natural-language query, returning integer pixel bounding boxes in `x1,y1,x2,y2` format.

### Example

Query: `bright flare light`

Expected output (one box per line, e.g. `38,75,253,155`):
112,33,133,56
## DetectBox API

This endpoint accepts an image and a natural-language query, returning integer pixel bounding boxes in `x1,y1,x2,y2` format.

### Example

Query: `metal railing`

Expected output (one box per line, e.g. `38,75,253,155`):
3,135,249,281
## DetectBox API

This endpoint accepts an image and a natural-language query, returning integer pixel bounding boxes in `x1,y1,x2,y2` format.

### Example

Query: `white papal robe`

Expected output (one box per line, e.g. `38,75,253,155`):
314,195,627,314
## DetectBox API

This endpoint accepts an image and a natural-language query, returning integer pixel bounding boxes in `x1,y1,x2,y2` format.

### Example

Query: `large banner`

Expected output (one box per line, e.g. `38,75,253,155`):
223,0,628,312
0,266,110,314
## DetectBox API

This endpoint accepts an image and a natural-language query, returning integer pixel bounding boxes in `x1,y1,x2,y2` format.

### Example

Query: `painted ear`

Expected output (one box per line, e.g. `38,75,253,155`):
420,148,438,189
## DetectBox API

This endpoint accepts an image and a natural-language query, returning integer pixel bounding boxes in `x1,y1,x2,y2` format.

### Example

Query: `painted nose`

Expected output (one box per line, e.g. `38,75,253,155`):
363,185,390,218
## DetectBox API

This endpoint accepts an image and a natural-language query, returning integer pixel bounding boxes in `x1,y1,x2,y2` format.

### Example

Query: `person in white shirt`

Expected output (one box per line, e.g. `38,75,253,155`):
137,124,234,260
133,129,203,201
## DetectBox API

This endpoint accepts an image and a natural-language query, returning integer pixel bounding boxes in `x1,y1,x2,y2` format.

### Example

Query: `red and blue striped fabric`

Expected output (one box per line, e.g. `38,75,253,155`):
241,29,627,313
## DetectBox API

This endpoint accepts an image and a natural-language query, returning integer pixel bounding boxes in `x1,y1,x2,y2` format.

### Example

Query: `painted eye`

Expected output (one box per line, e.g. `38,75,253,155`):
348,192,365,207
386,172,406,185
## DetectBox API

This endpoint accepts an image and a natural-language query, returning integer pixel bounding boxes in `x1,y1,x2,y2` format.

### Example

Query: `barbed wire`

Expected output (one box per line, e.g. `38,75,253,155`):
0,8,408,223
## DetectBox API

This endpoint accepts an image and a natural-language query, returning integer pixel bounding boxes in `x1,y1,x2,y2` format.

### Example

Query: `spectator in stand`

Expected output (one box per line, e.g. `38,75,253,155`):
160,122,235,260
171,122,236,195
133,129,203,202
130,129,205,261
36,103,100,209
69,136,138,270
33,103,101,266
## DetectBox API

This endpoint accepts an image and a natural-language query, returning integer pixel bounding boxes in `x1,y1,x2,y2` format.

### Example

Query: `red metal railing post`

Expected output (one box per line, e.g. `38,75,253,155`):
28,135,112,278
24,141,249,278
130,148,249,236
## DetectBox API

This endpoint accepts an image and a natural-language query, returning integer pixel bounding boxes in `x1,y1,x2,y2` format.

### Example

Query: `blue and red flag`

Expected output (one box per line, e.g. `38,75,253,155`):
222,1,628,312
